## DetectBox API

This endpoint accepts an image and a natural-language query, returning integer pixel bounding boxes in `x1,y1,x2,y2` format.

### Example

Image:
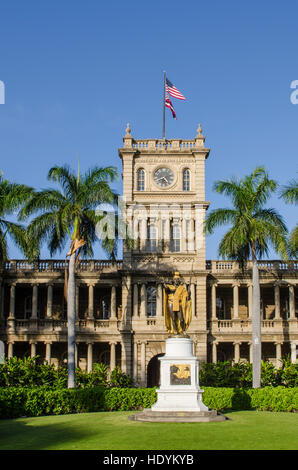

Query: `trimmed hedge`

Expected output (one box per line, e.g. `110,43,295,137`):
0,386,297,419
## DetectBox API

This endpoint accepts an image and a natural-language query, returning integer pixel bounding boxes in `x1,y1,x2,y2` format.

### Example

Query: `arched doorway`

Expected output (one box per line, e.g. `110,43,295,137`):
147,354,163,387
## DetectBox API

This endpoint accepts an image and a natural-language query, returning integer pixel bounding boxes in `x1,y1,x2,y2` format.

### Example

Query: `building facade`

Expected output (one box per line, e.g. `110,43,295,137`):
0,125,297,386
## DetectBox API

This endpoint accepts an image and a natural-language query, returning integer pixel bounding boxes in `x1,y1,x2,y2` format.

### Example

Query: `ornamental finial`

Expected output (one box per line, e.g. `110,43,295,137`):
125,123,131,136
196,123,203,137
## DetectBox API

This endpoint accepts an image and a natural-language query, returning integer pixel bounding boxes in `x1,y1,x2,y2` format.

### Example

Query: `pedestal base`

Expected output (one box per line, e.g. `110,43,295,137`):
129,337,227,423
129,409,226,422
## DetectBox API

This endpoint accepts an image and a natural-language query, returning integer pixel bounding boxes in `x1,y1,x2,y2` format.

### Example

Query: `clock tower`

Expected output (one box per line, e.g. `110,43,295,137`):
118,123,210,271
118,124,211,365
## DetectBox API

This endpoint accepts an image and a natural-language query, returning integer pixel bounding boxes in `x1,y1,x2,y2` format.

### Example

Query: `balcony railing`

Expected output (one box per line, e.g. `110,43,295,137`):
2,259,297,274
209,318,297,331
206,260,298,273
3,259,123,273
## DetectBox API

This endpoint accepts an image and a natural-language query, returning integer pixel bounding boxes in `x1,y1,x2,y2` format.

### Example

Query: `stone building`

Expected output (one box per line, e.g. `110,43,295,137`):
0,125,297,386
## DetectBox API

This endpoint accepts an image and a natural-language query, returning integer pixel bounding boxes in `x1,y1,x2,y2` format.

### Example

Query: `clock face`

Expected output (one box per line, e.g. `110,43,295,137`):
153,167,174,187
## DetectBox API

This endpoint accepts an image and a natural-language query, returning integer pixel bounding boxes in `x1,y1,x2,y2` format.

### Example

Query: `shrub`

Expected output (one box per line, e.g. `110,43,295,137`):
0,386,297,420
0,358,132,389
199,360,298,388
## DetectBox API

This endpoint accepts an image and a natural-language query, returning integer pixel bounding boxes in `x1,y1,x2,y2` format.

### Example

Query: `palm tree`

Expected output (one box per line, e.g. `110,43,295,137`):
205,167,288,388
0,173,34,263
20,164,123,388
280,178,298,258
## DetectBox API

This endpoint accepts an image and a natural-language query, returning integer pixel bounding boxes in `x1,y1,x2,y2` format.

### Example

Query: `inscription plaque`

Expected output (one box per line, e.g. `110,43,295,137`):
170,363,191,385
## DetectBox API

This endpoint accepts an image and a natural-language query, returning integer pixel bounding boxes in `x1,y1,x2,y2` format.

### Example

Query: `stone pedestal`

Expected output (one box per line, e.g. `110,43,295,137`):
129,337,226,422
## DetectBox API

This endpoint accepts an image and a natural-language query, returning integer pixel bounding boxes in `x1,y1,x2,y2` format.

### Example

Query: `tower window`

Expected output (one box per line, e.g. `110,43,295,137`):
147,225,157,252
183,169,191,191
147,286,157,317
171,224,181,252
137,169,145,191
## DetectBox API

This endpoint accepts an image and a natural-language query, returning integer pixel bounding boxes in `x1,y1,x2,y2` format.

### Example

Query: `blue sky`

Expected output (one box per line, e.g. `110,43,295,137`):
0,0,297,260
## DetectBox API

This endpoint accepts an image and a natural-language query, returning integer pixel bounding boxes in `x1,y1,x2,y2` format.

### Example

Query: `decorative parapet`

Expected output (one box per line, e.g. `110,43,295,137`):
2,259,297,273
121,123,208,152
206,260,298,273
2,259,123,273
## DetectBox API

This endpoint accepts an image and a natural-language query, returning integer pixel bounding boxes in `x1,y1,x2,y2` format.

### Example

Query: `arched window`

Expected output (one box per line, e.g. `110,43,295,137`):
147,286,157,317
171,224,180,252
137,168,145,191
183,169,191,191
147,224,157,252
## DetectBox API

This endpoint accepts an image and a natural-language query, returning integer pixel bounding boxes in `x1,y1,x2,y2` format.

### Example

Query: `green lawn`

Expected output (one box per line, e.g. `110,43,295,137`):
0,411,297,450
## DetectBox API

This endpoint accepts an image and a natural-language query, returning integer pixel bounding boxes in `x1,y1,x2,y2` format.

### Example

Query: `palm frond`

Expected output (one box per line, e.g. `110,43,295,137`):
280,179,298,205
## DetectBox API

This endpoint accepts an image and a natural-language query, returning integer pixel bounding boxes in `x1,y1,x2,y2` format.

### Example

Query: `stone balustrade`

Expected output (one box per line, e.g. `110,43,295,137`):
2,259,297,273
207,260,298,273
2,259,123,273
131,139,199,151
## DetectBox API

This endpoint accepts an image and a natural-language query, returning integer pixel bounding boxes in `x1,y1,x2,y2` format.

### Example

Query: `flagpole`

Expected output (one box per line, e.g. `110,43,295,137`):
162,70,166,140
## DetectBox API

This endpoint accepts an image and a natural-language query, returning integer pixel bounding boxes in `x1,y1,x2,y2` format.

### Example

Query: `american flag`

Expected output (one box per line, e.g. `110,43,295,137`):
166,78,186,100
165,93,177,119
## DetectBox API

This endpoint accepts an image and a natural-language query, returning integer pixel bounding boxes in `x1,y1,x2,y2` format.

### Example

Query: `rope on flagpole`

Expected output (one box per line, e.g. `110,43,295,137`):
163,70,166,140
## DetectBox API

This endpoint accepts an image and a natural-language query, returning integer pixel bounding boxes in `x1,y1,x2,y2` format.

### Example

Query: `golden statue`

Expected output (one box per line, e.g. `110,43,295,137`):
163,272,192,335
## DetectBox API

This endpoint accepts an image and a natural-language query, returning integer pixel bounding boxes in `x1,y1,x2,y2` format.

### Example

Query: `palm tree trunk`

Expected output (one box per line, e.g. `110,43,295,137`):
252,250,261,388
67,251,76,388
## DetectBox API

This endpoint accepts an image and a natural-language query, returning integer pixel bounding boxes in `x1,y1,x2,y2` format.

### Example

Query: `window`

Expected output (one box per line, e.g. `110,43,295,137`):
147,225,157,252
147,286,157,317
171,224,180,252
99,295,111,319
216,297,225,319
183,169,190,191
137,169,145,191
24,296,32,319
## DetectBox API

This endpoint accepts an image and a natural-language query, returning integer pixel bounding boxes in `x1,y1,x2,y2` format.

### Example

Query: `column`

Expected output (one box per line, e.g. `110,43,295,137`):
233,283,239,319
46,284,53,318
0,283,3,319
110,286,117,319
88,284,94,319
45,342,52,364
30,341,37,358
121,275,132,327
110,341,116,371
163,217,170,252
140,217,147,251
275,342,282,368
133,341,138,381
274,283,281,319
133,284,139,318
8,283,16,333
290,342,297,363
75,284,80,320
289,285,295,319
190,283,196,318
233,341,241,363
248,341,253,364
212,341,218,363
87,342,93,372
9,283,16,319
7,341,14,359
248,283,253,318
75,343,78,367
140,341,147,385
188,217,195,251
211,282,217,319
181,217,187,252
156,284,163,318
32,284,38,319
140,283,147,318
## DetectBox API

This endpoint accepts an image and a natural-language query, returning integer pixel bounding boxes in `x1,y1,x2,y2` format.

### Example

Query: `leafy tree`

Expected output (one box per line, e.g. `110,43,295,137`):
279,178,298,257
205,167,288,388
20,164,127,388
0,173,34,263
